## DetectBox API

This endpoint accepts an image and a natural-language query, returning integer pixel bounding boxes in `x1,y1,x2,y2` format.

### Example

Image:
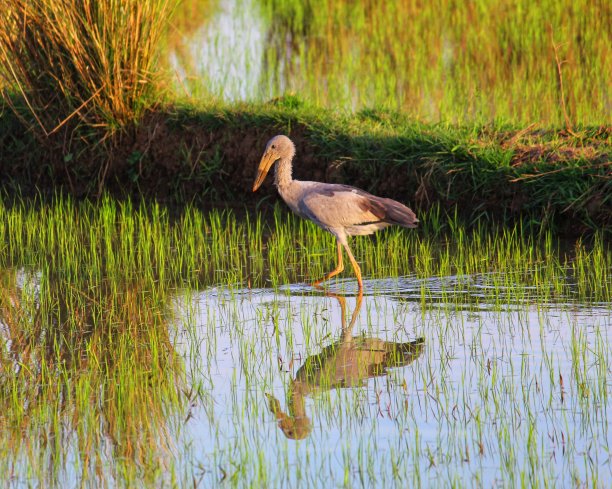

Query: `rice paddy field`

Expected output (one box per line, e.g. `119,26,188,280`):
169,0,611,125
0,198,610,487
0,0,611,487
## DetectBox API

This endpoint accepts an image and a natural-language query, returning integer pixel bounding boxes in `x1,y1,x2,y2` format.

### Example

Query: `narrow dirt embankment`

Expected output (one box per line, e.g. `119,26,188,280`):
1,103,610,234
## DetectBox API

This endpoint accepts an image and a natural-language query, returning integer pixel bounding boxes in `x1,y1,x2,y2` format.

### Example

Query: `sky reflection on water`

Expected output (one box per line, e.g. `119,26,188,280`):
1,265,610,487
171,277,611,487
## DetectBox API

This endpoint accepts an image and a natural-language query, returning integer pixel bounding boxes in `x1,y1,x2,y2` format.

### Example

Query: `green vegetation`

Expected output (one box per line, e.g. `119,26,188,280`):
176,0,611,125
0,195,609,311
0,196,609,486
4,0,609,128
0,1,609,487
0,197,185,485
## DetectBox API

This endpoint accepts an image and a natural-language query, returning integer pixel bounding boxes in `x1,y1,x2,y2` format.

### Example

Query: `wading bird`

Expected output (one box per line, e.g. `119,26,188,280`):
253,135,418,289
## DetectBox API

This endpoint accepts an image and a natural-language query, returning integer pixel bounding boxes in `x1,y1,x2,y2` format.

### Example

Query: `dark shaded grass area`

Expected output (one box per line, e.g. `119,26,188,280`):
1,99,610,235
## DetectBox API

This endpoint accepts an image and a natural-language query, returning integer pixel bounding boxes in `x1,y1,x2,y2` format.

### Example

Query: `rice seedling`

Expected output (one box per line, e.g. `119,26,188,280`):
170,0,611,124
0,195,609,487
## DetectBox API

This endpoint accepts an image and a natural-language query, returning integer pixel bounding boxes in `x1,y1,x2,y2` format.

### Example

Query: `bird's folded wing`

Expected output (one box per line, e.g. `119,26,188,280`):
299,184,417,228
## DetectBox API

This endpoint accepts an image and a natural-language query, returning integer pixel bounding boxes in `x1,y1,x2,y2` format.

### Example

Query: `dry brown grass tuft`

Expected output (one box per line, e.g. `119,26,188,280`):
0,0,173,137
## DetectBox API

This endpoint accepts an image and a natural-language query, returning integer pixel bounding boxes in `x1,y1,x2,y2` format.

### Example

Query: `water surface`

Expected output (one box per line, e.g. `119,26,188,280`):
1,225,610,487
167,278,610,487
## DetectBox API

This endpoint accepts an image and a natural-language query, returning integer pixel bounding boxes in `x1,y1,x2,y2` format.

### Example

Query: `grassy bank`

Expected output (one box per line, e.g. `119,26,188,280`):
1,99,610,234
0,1,609,234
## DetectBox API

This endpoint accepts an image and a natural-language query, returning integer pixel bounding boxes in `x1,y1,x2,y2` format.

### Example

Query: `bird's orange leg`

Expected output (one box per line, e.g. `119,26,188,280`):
342,242,363,290
312,241,344,287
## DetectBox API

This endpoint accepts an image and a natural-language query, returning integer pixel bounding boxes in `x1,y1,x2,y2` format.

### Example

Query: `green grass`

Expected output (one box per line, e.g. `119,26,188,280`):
0,195,609,486
0,194,609,306
0,195,609,295
0,197,185,486
1,101,609,232
171,0,611,125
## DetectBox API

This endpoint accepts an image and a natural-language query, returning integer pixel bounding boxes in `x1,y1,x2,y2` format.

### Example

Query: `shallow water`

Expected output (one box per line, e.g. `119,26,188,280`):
1,266,611,487
167,0,611,123
169,0,268,102
167,279,611,487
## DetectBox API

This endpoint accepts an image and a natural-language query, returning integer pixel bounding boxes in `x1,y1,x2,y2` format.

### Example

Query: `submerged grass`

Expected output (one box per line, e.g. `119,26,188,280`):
0,195,610,486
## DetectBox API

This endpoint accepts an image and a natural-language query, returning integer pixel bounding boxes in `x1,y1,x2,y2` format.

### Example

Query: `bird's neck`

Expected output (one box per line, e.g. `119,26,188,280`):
274,155,294,190
290,381,307,418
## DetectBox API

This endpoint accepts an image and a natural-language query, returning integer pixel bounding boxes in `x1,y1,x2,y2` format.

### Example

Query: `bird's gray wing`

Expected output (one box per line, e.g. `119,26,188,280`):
298,183,418,229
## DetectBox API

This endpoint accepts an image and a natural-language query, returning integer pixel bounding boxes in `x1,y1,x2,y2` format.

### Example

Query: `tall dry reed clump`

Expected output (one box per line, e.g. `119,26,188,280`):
0,0,173,137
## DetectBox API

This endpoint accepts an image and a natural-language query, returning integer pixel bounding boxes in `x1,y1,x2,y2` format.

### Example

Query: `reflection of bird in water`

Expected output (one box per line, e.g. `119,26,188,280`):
266,292,425,440
253,135,418,290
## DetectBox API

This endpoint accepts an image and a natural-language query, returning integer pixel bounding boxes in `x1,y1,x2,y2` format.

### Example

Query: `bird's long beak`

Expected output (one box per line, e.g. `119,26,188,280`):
252,151,277,192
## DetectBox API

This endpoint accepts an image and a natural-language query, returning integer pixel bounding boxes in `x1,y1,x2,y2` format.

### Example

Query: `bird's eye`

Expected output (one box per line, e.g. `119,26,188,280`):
271,145,276,149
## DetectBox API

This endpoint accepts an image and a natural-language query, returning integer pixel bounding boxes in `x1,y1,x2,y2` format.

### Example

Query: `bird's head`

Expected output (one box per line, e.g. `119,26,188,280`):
252,135,295,192
265,391,312,440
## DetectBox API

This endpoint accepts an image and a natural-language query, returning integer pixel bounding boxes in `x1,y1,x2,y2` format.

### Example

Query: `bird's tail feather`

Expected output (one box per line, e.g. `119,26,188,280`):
380,197,419,228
